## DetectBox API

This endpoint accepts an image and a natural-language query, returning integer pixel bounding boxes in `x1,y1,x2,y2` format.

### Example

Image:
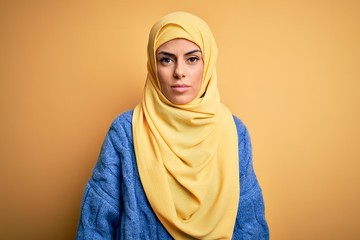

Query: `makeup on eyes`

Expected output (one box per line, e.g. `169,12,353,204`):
157,50,202,65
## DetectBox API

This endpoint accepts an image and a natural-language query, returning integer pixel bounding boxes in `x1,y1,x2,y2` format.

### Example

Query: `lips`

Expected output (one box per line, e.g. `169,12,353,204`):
171,84,190,93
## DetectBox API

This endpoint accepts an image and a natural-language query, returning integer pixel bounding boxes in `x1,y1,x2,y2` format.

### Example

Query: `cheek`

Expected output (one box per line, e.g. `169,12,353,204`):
157,67,172,92
193,66,204,97
195,66,204,87
156,68,166,86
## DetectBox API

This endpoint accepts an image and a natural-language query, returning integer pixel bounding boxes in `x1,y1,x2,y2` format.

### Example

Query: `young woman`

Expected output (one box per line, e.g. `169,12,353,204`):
76,12,269,239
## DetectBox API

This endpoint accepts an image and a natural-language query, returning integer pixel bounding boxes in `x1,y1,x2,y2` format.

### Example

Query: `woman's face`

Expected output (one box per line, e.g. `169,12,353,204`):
156,38,204,105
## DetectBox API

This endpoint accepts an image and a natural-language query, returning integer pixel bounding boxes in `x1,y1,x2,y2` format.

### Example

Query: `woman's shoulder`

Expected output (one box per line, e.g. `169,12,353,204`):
112,109,134,125
232,114,248,139
105,109,134,145
109,109,134,130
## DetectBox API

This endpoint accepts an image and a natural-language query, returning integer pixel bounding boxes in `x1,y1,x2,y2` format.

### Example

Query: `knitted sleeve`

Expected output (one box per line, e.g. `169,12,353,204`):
232,116,270,240
76,118,128,239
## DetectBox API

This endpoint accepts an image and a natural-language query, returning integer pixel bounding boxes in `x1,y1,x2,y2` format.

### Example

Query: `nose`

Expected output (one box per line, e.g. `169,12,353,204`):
173,61,185,79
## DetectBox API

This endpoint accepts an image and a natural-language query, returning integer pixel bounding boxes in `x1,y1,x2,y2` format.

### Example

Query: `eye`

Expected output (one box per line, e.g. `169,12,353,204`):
187,56,200,64
159,57,173,65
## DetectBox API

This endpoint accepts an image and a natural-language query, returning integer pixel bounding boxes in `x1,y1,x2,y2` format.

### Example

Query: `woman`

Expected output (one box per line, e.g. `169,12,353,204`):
76,12,269,239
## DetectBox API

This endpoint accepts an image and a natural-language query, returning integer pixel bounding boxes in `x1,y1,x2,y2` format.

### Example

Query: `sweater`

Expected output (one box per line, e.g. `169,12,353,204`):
76,110,269,239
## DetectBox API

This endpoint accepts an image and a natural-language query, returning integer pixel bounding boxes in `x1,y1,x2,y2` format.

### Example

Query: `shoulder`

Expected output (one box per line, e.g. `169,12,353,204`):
232,114,253,171
232,115,254,182
111,109,134,127
102,109,134,151
86,111,136,210
108,110,134,135
232,115,249,143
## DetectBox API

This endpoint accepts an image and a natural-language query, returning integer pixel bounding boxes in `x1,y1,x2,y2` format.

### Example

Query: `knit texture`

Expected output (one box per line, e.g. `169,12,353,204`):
76,110,269,239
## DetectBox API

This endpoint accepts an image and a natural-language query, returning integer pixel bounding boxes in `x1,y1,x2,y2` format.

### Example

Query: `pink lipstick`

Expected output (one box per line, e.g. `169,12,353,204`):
171,84,190,93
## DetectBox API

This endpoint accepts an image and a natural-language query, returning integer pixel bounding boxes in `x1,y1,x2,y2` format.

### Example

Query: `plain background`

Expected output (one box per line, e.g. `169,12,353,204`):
1,0,359,239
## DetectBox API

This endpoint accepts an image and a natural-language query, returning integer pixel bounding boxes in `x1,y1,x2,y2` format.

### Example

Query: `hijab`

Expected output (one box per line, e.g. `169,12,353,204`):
132,12,239,239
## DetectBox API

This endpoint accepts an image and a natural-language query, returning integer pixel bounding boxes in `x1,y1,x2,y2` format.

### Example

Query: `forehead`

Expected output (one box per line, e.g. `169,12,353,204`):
156,38,201,53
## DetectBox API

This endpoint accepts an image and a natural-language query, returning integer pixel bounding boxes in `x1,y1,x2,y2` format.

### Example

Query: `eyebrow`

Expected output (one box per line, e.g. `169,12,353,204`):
157,49,202,57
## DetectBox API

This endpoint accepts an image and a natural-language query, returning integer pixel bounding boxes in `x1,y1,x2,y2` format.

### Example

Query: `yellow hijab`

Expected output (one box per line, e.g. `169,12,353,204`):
132,12,239,239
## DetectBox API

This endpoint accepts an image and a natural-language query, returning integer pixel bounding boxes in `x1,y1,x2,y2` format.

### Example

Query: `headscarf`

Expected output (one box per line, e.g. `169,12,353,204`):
132,12,239,239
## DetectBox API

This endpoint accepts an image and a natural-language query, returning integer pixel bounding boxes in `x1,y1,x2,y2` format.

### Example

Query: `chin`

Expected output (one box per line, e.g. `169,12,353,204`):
169,97,194,105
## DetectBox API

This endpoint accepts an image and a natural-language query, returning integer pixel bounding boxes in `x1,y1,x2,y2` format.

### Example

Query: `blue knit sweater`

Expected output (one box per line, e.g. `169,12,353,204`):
76,110,269,239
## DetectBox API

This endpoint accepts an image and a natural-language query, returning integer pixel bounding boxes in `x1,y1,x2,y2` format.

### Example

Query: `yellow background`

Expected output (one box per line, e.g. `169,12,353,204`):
1,0,359,239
